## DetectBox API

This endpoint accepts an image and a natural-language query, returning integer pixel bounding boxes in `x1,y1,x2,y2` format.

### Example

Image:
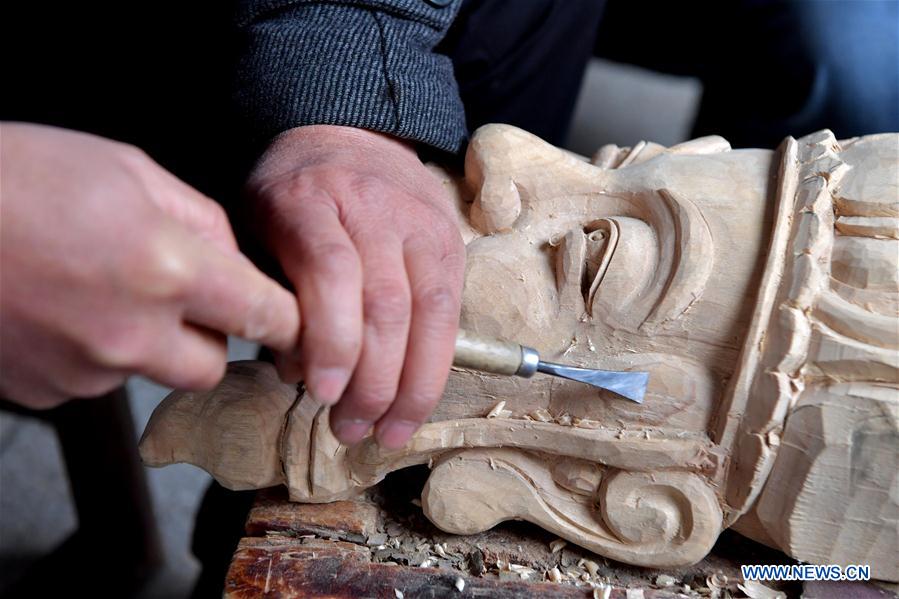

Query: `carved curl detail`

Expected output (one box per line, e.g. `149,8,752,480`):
422,449,722,568
599,469,722,564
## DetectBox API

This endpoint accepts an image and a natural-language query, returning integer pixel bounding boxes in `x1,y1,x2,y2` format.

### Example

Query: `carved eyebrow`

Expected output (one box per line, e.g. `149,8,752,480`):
636,189,714,331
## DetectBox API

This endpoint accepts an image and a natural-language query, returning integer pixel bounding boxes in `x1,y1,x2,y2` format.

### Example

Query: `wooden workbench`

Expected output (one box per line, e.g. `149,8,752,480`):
222,468,808,598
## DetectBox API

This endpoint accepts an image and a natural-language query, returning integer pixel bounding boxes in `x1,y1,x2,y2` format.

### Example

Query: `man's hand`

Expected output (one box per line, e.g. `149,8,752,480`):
0,123,299,408
248,125,465,449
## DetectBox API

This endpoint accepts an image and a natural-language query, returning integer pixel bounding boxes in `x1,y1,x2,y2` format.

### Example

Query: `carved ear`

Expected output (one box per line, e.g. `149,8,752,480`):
138,360,297,490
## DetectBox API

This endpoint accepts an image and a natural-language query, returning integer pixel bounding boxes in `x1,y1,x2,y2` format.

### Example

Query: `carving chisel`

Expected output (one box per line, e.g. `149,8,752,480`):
453,329,649,404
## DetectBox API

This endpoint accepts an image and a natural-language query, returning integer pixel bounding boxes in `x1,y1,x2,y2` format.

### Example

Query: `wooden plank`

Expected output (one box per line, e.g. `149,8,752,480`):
229,473,794,597
225,537,690,599
246,487,380,542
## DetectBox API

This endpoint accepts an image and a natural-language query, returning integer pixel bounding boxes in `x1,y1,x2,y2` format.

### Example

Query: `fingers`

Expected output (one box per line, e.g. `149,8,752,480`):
181,232,300,353
329,235,411,445
373,239,464,449
140,323,228,390
277,197,363,405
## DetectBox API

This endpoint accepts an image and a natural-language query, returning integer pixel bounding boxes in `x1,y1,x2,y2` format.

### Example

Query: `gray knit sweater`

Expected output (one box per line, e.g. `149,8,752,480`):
234,0,467,154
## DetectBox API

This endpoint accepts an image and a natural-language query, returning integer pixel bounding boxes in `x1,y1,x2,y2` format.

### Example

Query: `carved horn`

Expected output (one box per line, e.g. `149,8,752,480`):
138,360,296,490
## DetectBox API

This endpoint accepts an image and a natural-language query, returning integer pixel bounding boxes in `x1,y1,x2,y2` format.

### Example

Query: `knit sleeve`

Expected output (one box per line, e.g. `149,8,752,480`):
233,0,468,154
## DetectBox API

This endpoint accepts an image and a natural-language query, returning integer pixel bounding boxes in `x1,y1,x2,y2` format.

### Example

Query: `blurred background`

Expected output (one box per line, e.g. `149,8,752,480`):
0,58,703,598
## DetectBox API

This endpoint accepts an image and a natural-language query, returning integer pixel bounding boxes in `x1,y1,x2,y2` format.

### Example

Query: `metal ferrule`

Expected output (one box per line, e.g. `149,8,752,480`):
516,346,540,378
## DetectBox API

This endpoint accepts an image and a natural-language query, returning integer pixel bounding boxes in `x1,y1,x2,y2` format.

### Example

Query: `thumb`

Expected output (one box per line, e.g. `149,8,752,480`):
174,225,301,352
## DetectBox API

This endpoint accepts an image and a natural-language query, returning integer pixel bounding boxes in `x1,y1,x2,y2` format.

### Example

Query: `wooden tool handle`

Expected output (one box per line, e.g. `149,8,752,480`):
453,329,523,375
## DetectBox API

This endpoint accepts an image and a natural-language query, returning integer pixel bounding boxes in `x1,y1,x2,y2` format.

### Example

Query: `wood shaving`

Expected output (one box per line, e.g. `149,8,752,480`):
582,559,600,578
486,400,507,418
549,538,567,553
738,580,786,599
593,583,612,599
707,573,728,589
547,567,563,583
529,408,553,422
508,564,536,580
433,543,447,558
655,574,675,587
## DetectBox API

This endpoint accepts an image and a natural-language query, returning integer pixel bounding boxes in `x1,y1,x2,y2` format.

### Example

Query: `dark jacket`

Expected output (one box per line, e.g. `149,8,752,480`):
234,0,468,153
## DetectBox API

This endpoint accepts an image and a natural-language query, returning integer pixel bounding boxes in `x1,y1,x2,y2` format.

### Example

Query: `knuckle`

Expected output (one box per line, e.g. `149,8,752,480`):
204,200,231,231
303,242,360,279
117,142,151,166
348,174,389,202
262,173,316,202
412,284,459,319
242,287,291,346
138,233,195,300
364,282,411,330
435,232,466,269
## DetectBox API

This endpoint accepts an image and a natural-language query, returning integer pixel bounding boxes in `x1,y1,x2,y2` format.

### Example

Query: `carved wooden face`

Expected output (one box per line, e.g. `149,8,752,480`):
440,125,778,433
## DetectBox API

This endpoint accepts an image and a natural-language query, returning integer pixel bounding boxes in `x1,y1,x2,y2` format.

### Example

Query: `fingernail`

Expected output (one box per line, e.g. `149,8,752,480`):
376,420,419,450
307,367,350,405
332,419,372,445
